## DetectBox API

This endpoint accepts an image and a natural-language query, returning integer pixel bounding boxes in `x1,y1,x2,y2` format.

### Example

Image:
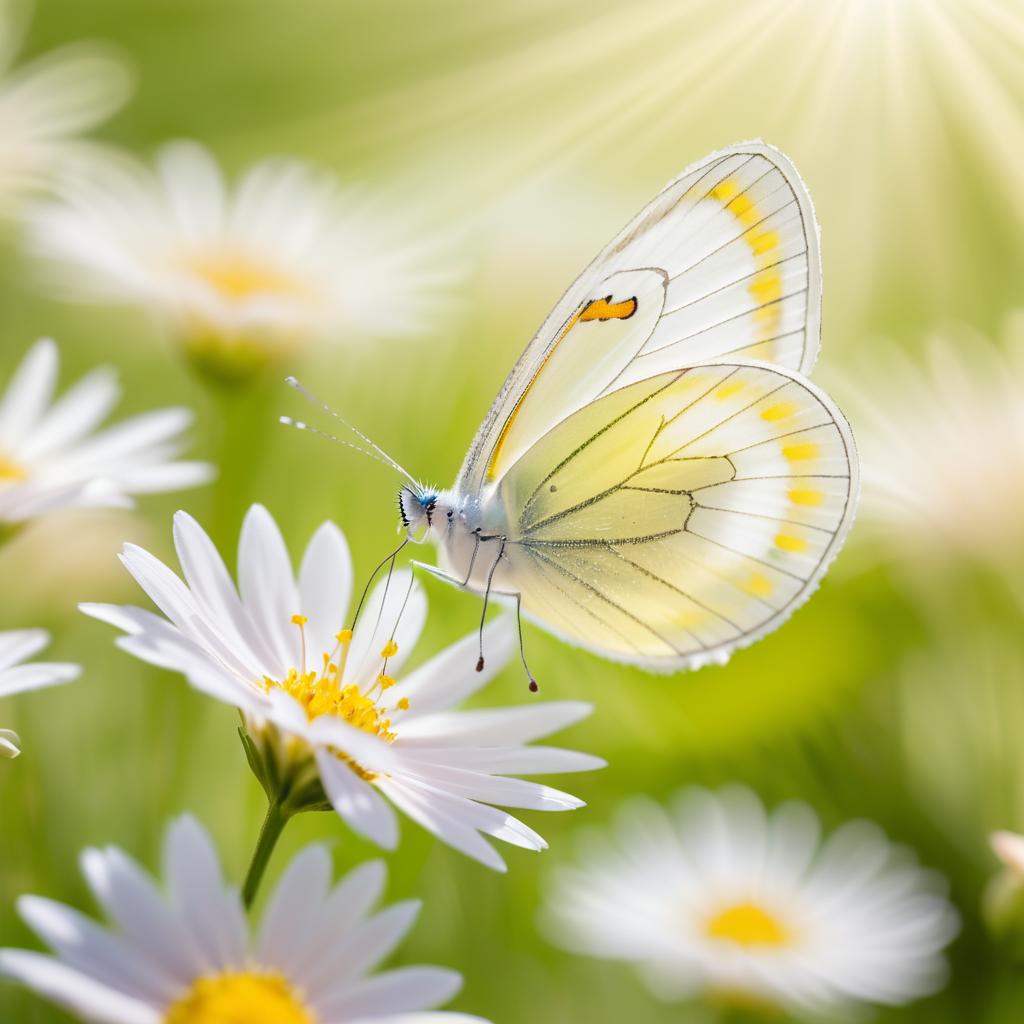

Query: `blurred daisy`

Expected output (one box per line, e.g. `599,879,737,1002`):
543,785,958,1017
28,141,453,383
0,815,486,1023
0,628,79,758
0,338,212,528
846,324,1024,571
0,0,130,213
82,505,601,871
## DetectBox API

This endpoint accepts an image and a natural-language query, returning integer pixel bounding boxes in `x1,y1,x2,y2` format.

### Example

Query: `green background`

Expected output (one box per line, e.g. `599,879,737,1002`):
3,1,1024,1021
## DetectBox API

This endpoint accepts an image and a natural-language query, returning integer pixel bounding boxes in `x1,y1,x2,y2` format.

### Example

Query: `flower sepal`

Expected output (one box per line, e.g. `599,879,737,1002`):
238,722,331,817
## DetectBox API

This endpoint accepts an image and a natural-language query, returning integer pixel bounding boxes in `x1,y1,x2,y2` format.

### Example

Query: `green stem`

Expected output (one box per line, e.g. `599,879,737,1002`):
242,798,290,908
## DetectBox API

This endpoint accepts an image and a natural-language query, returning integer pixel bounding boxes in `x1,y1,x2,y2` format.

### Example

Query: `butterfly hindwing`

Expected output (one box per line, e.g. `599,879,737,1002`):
459,142,821,496
497,363,857,669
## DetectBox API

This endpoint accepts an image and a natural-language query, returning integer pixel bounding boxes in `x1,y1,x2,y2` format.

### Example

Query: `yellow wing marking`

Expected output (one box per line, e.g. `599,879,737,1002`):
710,177,783,353
485,294,638,482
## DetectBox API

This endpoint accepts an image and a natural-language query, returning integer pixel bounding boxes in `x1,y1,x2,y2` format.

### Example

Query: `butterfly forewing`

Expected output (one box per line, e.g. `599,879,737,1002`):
496,363,856,669
458,142,821,497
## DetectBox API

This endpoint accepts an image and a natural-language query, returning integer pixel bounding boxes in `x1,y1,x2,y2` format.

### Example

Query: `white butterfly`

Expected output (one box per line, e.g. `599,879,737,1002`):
287,142,858,681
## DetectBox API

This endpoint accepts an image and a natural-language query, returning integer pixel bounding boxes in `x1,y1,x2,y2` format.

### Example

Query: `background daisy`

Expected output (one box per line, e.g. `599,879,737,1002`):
0,337,213,528
0,0,130,214
0,814,487,1023
543,785,959,1018
5,3,1024,1021
82,504,602,873
0,628,79,758
844,321,1024,581
27,140,454,383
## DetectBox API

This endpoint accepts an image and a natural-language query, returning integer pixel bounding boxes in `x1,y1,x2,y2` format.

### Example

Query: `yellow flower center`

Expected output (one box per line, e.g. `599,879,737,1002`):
186,250,311,301
0,452,27,482
260,618,409,780
164,970,314,1024
704,902,791,948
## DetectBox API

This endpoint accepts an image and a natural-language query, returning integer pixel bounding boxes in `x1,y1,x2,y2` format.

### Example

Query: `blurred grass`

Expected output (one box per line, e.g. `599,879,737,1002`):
4,1,1024,1021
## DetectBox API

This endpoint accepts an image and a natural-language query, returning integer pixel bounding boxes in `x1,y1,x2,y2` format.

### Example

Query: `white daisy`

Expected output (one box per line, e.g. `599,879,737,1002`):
543,785,959,1018
844,323,1024,570
0,0,130,213
0,628,79,757
28,141,453,381
0,814,487,1024
0,338,213,527
81,504,602,871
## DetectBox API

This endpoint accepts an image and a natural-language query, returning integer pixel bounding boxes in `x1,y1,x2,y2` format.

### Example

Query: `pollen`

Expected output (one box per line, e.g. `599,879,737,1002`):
186,251,311,302
380,639,399,658
164,970,313,1024
262,619,403,759
705,902,791,948
0,453,27,482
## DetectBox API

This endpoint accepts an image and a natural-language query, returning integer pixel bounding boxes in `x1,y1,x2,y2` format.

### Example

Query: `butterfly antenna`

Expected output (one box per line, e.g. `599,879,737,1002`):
279,416,399,472
476,538,506,673
284,376,418,487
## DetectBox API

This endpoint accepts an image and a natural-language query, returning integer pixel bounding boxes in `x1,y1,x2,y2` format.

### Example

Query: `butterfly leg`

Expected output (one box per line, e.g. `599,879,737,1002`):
476,537,507,672
515,592,538,693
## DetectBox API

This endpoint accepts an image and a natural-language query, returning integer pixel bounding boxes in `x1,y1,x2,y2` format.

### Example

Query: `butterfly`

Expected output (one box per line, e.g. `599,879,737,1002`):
286,142,858,683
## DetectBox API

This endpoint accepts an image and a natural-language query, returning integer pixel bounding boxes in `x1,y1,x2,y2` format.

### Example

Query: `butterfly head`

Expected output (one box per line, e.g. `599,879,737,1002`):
398,486,440,543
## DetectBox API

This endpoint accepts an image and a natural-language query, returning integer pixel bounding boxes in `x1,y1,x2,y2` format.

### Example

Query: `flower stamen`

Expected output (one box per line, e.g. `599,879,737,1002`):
164,969,313,1024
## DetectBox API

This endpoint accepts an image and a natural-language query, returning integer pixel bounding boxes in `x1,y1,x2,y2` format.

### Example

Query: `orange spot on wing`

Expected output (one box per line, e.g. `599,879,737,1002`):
485,293,637,481
580,295,638,322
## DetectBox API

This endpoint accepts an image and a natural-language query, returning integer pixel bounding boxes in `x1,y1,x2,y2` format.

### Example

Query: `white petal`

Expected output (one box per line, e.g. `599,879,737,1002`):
0,660,80,698
172,510,273,674
306,902,421,1003
0,338,59,447
393,617,515,716
315,750,399,849
396,744,604,775
237,504,300,673
320,966,461,1019
0,949,161,1023
20,366,119,459
0,628,50,671
118,543,200,635
396,759,584,811
292,862,394,993
164,816,248,973
256,844,332,972
17,896,178,1005
376,778,506,872
298,520,352,662
346,570,425,684
79,846,204,985
398,702,593,745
